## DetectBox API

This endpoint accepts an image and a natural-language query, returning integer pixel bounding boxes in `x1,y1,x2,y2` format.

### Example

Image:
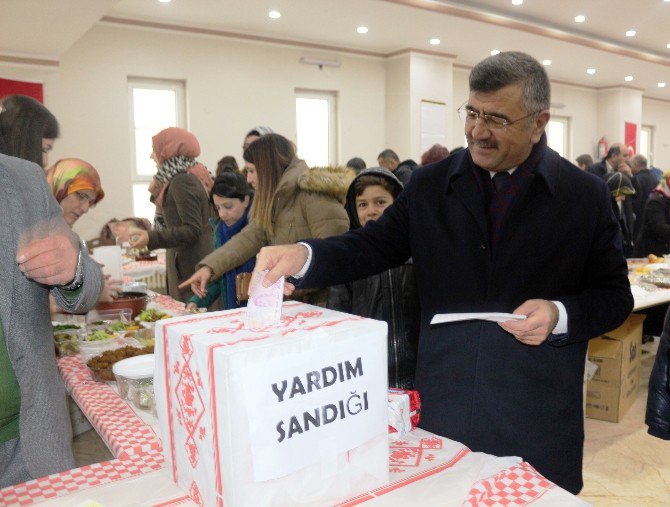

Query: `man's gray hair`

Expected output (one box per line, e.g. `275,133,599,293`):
469,51,550,114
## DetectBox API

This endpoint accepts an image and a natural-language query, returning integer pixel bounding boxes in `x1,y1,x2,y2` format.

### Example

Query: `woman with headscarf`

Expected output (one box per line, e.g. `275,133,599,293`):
124,127,213,301
45,158,119,302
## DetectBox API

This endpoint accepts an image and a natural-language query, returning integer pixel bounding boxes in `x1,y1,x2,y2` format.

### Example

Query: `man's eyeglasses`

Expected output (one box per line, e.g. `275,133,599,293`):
458,105,537,129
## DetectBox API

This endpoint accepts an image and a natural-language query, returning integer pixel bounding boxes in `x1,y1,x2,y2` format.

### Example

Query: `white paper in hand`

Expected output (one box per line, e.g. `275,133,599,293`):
244,270,285,329
430,312,527,325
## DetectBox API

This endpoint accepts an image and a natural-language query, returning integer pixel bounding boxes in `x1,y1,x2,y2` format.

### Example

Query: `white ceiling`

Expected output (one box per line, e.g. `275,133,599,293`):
3,0,670,99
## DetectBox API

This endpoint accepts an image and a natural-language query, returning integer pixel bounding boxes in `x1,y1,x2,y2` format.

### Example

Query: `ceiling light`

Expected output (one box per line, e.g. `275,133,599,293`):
157,0,171,3
542,59,552,66
490,49,501,56
659,82,667,88
429,38,440,45
512,0,523,5
625,30,636,37
624,75,634,82
357,26,368,34
574,15,586,23
268,10,281,19
586,68,596,75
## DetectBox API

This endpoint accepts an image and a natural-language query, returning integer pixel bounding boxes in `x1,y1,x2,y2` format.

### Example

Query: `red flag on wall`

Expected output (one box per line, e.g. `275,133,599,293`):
0,77,44,102
625,121,637,157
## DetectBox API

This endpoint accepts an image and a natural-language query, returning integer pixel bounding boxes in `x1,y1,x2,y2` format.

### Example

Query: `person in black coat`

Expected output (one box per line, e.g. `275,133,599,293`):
328,167,420,389
587,143,627,178
632,154,661,239
634,172,670,257
646,310,670,440
254,52,632,494
605,172,636,257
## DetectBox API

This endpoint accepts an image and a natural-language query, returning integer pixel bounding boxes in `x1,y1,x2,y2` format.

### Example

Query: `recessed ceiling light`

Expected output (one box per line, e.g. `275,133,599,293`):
357,26,368,34
574,15,586,23
512,0,523,5
158,0,171,3
490,49,501,56
659,82,667,88
625,30,636,37
542,59,552,66
624,75,634,82
429,38,441,45
586,68,596,75
268,10,281,19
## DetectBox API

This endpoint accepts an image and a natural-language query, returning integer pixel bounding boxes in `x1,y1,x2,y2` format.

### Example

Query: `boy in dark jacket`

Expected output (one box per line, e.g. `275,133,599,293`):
328,167,420,388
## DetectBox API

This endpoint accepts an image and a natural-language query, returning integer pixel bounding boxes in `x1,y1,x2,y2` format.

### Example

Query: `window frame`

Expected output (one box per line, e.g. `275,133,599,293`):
546,115,570,159
127,78,186,182
294,88,338,166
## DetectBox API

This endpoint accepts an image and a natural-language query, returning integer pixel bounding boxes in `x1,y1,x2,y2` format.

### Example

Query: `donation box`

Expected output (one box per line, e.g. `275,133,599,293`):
154,302,390,506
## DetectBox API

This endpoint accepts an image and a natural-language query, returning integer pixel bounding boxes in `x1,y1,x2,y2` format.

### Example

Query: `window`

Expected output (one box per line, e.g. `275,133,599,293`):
640,125,653,165
128,78,185,220
295,90,337,167
546,117,569,158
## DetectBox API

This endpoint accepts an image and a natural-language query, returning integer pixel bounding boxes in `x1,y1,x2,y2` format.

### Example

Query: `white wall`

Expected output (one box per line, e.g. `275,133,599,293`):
25,24,387,240
642,97,670,170
409,53,454,161
4,22,670,242
550,83,599,162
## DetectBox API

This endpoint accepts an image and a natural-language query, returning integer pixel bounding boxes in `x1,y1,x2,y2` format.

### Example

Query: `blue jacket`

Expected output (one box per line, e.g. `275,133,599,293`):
189,211,255,310
299,138,633,494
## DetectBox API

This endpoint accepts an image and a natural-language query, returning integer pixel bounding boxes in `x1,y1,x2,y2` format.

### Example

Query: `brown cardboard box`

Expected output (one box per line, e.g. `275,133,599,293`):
585,314,644,422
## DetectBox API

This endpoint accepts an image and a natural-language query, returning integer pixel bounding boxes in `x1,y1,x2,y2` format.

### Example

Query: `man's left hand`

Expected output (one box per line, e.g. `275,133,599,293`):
16,235,78,286
498,299,559,346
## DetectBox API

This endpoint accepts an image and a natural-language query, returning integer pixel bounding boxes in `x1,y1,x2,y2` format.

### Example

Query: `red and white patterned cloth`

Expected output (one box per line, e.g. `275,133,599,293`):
57,355,161,458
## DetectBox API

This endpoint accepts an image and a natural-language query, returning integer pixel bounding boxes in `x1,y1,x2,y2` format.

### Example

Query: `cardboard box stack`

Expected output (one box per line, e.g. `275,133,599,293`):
154,302,390,507
586,314,644,422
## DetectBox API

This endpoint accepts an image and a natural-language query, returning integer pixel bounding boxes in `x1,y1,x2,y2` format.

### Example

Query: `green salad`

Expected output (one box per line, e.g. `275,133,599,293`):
52,323,81,331
86,330,115,342
138,309,170,322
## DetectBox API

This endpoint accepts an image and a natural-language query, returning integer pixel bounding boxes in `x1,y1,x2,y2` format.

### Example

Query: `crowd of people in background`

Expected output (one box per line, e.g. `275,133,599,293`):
0,49,669,493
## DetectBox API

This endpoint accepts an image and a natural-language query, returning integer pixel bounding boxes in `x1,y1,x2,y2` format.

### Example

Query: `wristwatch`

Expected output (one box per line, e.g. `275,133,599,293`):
59,245,84,291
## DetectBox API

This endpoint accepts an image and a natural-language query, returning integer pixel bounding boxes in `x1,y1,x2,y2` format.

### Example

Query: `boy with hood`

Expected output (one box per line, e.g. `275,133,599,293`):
328,167,420,389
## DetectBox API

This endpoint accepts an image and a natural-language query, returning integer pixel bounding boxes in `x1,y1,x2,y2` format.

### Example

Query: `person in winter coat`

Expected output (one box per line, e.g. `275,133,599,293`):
180,133,351,306
186,172,254,311
646,309,670,440
328,168,420,388
634,172,670,257
123,127,213,302
604,172,636,257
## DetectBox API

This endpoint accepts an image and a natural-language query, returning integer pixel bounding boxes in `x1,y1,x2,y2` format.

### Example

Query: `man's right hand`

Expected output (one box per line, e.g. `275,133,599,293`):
178,266,213,298
255,244,309,293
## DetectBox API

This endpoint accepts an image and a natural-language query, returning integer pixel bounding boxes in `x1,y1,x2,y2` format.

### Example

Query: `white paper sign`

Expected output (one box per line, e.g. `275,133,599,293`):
91,245,123,280
430,312,527,325
240,332,387,482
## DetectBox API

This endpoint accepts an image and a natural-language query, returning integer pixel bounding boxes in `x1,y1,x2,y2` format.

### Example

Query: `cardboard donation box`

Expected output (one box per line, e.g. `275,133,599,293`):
154,302,389,506
586,314,644,422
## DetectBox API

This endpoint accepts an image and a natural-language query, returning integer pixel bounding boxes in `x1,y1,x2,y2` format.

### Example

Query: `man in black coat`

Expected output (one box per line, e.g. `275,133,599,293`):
632,154,660,239
250,52,633,495
587,143,628,178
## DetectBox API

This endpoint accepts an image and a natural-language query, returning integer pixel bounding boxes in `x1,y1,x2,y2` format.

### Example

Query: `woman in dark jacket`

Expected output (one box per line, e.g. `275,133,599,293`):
635,172,670,257
124,127,213,302
646,310,670,440
328,167,420,389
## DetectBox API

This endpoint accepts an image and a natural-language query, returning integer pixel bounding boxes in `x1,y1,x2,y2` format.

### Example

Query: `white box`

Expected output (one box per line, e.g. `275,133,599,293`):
154,302,389,506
